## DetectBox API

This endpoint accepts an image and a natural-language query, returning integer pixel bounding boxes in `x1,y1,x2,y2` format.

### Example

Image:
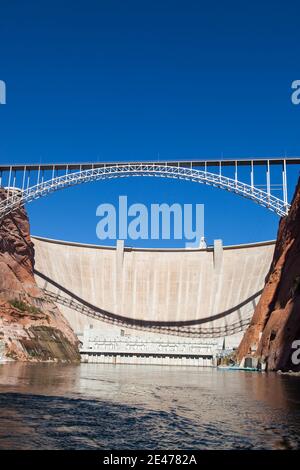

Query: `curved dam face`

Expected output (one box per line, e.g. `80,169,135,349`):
32,236,275,348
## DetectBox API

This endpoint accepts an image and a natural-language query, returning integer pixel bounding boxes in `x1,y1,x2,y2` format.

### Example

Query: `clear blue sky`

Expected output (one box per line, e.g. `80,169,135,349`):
0,0,299,247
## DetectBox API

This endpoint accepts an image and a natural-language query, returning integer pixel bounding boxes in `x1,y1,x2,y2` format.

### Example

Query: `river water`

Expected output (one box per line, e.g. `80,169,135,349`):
0,362,299,450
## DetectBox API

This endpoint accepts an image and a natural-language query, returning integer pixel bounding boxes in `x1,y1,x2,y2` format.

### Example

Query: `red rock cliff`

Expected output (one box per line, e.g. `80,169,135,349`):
237,178,300,371
0,189,80,362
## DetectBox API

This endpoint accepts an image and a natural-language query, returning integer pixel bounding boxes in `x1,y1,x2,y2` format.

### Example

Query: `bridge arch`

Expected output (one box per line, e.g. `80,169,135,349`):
0,164,290,219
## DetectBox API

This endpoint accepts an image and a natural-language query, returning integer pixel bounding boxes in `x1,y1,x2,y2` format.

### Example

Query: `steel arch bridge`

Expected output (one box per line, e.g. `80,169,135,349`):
0,157,299,220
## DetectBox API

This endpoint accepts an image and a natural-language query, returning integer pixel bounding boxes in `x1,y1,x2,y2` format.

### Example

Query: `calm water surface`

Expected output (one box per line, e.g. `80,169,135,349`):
0,363,299,450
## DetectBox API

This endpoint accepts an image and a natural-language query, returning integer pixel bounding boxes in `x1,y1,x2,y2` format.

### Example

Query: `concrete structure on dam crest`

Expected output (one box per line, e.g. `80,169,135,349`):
33,235,275,366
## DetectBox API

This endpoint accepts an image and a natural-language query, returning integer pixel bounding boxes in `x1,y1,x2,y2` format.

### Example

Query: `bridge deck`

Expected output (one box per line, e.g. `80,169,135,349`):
1,156,300,172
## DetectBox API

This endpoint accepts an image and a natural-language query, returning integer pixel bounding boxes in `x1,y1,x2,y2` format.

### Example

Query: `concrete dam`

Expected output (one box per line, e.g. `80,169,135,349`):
33,236,275,366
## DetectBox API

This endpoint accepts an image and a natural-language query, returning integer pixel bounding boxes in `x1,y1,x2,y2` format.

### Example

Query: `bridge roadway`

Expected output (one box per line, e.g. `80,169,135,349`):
32,236,275,362
1,156,300,172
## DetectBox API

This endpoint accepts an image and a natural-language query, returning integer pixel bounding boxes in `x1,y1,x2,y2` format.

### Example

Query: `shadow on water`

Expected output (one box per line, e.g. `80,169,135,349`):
0,362,300,449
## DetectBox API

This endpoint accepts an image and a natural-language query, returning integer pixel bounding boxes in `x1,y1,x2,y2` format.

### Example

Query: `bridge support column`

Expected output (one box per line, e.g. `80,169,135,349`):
266,160,271,203
282,159,288,211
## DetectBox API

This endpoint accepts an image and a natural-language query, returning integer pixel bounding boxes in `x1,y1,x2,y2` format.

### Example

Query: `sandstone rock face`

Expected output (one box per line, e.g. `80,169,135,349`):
0,189,80,362
237,178,300,371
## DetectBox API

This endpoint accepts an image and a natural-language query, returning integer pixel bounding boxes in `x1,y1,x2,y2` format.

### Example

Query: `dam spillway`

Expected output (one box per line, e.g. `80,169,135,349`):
32,236,275,366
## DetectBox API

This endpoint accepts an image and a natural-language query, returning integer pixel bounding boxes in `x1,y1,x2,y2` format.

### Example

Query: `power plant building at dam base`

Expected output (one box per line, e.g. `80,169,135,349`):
33,236,275,367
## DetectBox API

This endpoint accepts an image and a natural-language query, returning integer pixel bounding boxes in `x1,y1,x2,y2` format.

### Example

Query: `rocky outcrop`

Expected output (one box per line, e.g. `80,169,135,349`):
0,189,80,362
237,178,300,371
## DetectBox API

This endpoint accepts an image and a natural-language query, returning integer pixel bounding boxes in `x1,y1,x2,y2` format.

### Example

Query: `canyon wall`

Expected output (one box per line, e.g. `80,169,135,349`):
237,178,300,371
0,189,80,362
